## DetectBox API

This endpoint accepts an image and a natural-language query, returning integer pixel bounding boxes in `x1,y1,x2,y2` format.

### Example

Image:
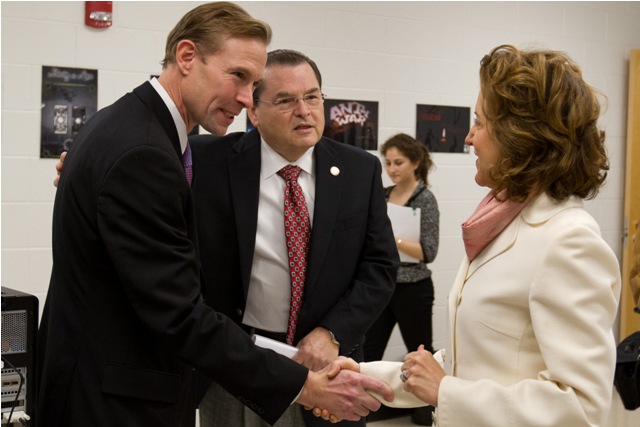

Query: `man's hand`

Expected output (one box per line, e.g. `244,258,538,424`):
322,356,359,378
400,345,445,407
293,327,339,371
306,357,361,422
53,151,67,187
297,358,393,423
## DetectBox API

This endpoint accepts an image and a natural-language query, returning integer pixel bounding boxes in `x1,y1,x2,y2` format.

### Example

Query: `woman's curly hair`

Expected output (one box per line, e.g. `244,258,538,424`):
479,44,609,202
381,133,434,186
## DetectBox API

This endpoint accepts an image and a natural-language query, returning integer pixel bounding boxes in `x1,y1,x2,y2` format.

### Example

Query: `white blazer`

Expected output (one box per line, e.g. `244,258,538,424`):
361,193,621,427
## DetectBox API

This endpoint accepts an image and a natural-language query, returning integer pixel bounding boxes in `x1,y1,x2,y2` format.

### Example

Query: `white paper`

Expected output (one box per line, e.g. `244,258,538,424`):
386,203,421,263
252,334,299,359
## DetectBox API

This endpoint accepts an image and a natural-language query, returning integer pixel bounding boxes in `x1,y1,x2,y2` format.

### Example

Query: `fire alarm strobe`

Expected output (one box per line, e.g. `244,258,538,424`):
85,1,112,28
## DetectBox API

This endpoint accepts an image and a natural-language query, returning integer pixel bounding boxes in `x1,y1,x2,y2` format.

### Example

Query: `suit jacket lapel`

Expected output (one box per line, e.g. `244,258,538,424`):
132,81,200,261
466,218,520,279
447,213,519,375
465,192,582,280
132,82,182,161
228,130,262,295
305,139,342,292
447,256,471,375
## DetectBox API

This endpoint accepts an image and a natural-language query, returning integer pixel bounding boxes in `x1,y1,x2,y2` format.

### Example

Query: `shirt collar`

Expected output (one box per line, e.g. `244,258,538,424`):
260,138,315,179
149,77,188,154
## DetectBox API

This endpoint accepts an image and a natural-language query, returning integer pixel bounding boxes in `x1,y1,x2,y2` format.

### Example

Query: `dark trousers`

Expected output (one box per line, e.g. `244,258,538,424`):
363,277,434,361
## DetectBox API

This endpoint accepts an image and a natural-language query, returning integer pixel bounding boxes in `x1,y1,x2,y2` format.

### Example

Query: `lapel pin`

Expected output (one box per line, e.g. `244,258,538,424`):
330,166,340,176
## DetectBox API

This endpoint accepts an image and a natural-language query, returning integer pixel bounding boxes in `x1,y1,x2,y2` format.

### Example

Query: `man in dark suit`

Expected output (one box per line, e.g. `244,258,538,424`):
37,4,392,427
190,49,399,427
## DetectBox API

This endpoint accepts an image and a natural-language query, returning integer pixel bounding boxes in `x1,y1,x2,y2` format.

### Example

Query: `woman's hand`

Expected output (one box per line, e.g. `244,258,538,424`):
53,151,67,187
400,345,446,406
394,235,425,261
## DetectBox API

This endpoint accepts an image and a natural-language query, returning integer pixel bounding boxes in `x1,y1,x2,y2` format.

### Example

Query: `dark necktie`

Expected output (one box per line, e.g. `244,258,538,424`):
183,143,192,186
277,165,311,345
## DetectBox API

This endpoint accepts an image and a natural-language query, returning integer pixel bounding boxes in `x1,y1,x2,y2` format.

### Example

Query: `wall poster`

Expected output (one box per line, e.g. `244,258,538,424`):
416,104,470,153
41,66,98,158
323,99,378,151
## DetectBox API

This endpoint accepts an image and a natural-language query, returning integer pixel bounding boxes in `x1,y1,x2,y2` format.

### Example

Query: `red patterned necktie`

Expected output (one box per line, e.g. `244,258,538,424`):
277,165,311,345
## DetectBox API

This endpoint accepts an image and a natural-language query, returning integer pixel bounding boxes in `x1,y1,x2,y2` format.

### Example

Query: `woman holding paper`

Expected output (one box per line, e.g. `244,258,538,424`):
357,45,621,427
364,133,439,424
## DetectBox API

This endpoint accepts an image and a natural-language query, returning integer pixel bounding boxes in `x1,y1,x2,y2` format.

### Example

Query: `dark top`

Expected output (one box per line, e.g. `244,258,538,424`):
386,180,439,283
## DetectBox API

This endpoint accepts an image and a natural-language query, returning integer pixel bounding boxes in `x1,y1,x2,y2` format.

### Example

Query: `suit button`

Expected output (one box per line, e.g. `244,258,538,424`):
236,308,243,316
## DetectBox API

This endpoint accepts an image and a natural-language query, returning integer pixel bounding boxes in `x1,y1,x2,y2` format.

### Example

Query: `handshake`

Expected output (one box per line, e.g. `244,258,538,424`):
296,357,393,424
293,343,443,423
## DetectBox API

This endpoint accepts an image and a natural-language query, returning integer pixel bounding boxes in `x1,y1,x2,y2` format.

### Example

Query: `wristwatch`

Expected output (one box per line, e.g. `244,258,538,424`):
326,329,340,348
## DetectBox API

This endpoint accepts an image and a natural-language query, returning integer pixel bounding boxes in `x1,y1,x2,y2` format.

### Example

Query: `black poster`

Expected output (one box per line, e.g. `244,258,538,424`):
416,104,470,153
41,66,98,158
323,99,378,151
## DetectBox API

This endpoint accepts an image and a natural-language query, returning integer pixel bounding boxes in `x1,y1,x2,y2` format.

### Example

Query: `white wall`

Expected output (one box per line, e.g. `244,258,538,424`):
2,2,639,425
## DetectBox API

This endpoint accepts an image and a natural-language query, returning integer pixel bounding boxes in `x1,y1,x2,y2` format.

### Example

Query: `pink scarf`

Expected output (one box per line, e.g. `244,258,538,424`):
462,190,529,261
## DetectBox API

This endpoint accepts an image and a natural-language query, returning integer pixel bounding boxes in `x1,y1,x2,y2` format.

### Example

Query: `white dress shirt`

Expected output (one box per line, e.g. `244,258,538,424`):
149,77,188,153
242,140,315,332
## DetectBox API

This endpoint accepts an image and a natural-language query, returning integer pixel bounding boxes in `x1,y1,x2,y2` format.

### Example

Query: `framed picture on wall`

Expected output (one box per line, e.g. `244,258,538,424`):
40,66,98,158
323,99,378,151
416,104,470,153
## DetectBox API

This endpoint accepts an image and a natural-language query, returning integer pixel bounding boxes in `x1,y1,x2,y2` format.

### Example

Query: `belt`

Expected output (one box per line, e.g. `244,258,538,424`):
399,262,420,267
249,327,288,343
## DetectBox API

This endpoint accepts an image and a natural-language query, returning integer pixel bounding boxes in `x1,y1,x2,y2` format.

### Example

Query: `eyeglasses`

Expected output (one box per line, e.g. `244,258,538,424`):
257,93,326,112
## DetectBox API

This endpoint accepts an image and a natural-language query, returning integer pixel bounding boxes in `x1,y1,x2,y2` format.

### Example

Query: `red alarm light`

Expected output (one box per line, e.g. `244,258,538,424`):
85,1,112,28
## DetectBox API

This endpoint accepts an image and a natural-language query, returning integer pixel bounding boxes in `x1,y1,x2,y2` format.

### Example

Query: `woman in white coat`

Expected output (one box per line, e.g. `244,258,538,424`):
320,44,621,427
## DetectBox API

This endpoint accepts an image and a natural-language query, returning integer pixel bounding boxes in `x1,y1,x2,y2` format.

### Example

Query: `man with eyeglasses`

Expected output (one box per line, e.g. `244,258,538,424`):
189,49,399,427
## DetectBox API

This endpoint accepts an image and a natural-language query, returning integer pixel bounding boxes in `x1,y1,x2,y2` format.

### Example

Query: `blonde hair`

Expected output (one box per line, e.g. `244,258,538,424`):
161,2,272,68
